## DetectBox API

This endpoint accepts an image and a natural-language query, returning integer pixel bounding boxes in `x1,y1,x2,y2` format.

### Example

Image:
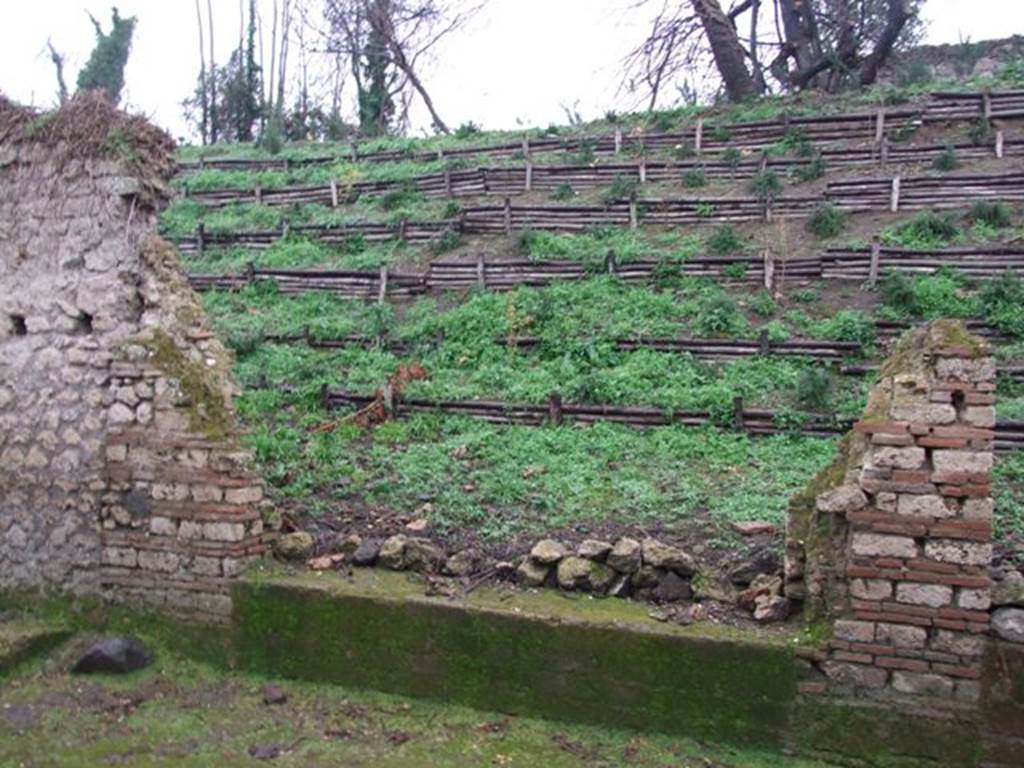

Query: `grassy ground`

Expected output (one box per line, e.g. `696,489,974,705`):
0,633,838,768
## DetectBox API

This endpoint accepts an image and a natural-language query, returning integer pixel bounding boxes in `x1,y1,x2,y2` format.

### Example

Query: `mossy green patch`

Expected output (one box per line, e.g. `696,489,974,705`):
232,569,799,750
0,618,70,677
138,328,233,440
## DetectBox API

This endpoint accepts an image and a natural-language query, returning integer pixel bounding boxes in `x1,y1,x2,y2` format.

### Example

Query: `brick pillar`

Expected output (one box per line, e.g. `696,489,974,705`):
796,322,994,702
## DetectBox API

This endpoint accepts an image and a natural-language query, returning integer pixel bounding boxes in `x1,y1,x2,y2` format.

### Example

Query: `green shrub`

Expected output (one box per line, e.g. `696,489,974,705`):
981,271,1024,338
551,182,576,201
442,200,462,219
879,268,978,319
792,288,819,304
693,292,747,337
605,175,640,203
750,291,776,317
707,225,745,255
811,310,875,346
454,121,482,139
792,154,826,183
647,111,676,132
806,203,847,238
932,143,960,172
723,262,748,280
430,227,461,254
882,212,961,248
899,58,932,87
722,147,742,171
968,116,995,146
748,170,782,202
969,200,1012,229
796,367,832,411
682,169,706,188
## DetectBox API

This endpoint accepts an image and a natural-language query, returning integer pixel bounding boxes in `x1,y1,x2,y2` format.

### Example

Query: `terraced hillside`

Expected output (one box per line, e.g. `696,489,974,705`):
164,72,1024,587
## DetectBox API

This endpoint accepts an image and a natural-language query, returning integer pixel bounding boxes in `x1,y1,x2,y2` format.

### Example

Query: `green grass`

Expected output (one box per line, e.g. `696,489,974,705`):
0,633,840,768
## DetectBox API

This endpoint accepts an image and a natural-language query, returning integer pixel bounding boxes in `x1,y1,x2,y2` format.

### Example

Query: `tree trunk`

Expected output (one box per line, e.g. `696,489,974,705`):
690,0,757,101
859,0,912,86
207,0,218,143
194,0,208,145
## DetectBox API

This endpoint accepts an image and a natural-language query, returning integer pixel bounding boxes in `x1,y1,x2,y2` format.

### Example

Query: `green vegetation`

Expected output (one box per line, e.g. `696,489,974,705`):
682,168,707,188
806,203,847,239
748,170,783,203
707,225,746,255
878,268,978,320
931,143,960,172
881,211,961,249
0,630,837,768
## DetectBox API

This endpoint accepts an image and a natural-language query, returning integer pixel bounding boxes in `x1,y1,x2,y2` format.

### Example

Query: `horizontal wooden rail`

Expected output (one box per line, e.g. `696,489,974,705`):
181,138,1024,209
175,90,1022,175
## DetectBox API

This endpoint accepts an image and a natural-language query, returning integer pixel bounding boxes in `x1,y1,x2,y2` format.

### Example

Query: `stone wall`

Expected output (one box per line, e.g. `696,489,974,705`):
787,320,996,706
0,95,266,621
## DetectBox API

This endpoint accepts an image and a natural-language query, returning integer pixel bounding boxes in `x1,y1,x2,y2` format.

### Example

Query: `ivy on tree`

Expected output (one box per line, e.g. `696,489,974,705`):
76,7,137,104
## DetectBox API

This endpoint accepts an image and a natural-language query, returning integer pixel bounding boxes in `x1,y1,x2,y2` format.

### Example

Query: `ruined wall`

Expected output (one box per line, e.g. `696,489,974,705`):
787,320,995,707
0,94,266,620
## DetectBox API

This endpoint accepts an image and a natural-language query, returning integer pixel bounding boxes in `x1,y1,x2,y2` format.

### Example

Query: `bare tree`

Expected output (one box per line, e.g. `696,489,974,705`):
207,0,218,142
622,0,924,106
46,40,69,105
194,0,209,144
322,0,484,135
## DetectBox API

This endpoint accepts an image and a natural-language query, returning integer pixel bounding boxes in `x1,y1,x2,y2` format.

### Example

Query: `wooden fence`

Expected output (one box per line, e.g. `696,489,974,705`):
175,89,1023,175
312,388,1024,450
181,139,1024,209
187,245,1024,300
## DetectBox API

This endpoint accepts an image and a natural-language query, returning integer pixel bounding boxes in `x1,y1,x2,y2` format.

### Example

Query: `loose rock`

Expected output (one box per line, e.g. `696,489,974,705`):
732,521,777,537
577,539,612,561
351,538,381,567
631,564,660,589
71,637,153,675
274,531,314,562
992,570,1024,607
606,537,642,573
641,538,696,575
992,608,1024,643
262,685,288,705
753,595,791,623
378,535,409,570
531,539,568,565
728,550,781,586
403,538,445,573
517,559,550,588
443,549,480,577
654,571,692,603
330,533,362,557
556,556,615,593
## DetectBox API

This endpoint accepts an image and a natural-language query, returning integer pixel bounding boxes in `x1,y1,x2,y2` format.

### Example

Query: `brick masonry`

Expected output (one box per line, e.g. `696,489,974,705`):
0,103,266,622
787,322,997,706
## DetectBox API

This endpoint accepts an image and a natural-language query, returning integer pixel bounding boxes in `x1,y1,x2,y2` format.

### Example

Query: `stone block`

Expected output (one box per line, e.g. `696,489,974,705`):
203,522,245,542
850,579,893,601
895,582,952,608
957,588,991,611
962,406,995,428
869,446,926,470
891,404,956,424
149,516,177,537
834,620,876,642
896,494,954,519
191,556,221,577
225,485,263,505
816,485,867,514
851,533,917,559
932,450,993,475
138,550,180,573
924,539,992,566
821,661,888,689
930,630,984,656
875,622,926,648
892,671,955,697
101,546,137,568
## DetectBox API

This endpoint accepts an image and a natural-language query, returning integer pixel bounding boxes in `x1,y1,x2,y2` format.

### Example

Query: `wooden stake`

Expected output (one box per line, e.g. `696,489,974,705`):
628,193,638,230
639,158,647,184
444,169,453,197
525,161,533,192
733,396,745,431
694,118,704,155
880,137,890,168
245,260,256,285
982,89,993,119
996,129,1005,159
522,136,531,159
763,250,775,292
874,108,886,144
378,265,389,305
319,383,330,410
503,197,512,237
482,168,490,193
437,148,445,162
548,392,563,426
614,128,622,154
868,237,882,286
758,329,770,356
890,175,901,213
254,185,263,204
476,254,486,289
196,222,205,258
606,249,617,276
398,219,408,242
330,179,339,208
382,382,395,416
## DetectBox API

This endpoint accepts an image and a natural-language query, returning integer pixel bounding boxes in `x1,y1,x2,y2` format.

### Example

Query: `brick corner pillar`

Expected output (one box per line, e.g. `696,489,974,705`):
789,319,994,703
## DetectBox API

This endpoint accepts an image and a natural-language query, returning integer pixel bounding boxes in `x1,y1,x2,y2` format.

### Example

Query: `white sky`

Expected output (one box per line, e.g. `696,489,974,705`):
1,0,1021,143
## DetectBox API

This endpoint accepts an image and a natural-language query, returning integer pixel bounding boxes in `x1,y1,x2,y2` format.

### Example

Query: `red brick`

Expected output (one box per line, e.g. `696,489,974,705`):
872,521,928,537
854,421,909,435
850,643,897,656
856,610,931,627
939,484,991,498
892,470,931,483
876,558,905,569
928,524,991,542
833,651,874,664
933,618,968,631
876,657,930,672
851,599,883,612
930,663,981,679
906,558,960,574
964,392,994,405
937,607,990,623
846,565,883,579
967,622,989,633
917,437,968,449
931,426,995,440
880,602,935,617
922,651,960,664
872,433,915,446
930,470,990,485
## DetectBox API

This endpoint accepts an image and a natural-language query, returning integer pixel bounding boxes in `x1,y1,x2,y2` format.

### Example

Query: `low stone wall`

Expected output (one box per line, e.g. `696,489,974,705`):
0,95,266,620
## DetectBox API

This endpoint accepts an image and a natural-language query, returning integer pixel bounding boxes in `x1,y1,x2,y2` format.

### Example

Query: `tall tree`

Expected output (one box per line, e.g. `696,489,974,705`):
622,0,923,106
76,7,137,103
194,0,209,144
323,0,484,136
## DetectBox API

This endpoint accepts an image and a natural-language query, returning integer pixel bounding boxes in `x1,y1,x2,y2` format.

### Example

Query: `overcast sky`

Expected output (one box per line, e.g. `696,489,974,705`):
1,0,1021,143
